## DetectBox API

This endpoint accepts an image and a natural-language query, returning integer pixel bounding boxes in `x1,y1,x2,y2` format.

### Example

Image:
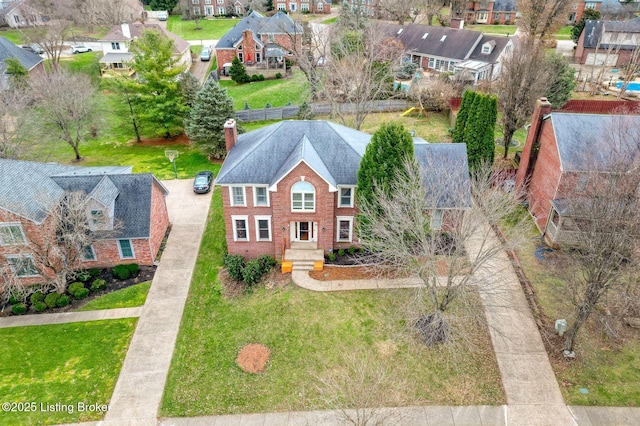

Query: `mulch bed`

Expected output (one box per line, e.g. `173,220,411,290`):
236,343,270,374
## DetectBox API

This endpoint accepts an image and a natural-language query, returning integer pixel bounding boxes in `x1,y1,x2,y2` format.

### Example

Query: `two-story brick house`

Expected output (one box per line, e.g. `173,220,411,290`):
215,11,302,77
274,0,331,14
574,17,640,67
216,119,472,261
0,159,169,286
188,0,248,17
459,0,518,25
515,98,640,246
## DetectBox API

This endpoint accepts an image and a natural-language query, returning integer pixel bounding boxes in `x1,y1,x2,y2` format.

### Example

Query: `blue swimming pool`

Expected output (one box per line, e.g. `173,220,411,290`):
615,81,640,91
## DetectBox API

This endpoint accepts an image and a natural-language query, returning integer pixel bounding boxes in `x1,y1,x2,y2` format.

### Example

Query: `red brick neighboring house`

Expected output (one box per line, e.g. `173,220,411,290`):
215,11,302,77
216,119,472,260
515,98,640,246
575,17,640,66
0,36,45,90
0,159,169,286
459,0,518,25
274,0,330,13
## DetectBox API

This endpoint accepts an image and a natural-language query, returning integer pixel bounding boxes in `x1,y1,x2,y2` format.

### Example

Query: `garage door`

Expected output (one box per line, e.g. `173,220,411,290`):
585,53,619,66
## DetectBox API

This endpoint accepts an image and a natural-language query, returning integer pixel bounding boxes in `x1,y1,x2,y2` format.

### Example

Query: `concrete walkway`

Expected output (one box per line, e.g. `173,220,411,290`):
0,307,142,328
292,270,424,291
103,179,212,426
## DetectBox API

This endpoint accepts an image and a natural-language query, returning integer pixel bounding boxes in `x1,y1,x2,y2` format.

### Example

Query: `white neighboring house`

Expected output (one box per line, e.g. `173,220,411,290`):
98,22,191,75
1,0,44,28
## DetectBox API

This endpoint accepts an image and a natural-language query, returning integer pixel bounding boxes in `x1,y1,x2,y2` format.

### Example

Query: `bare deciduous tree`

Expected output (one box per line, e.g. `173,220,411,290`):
0,89,35,159
377,0,415,24
617,46,640,99
408,75,461,113
34,71,98,160
324,23,401,130
496,40,550,158
517,0,579,42
358,158,526,344
22,18,72,71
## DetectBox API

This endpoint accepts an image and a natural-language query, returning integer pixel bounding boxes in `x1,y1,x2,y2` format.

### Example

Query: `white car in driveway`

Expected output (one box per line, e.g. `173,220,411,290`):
70,45,92,54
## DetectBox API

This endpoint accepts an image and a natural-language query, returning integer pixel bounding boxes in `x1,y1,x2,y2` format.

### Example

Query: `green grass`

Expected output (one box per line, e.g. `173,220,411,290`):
0,319,137,424
320,17,337,24
221,70,308,109
161,188,504,416
59,52,103,82
167,16,237,40
0,29,25,44
466,25,517,36
514,225,640,405
77,282,152,311
358,111,453,142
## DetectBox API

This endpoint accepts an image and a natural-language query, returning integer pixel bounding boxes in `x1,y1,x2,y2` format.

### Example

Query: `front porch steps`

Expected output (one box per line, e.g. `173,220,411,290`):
284,248,324,271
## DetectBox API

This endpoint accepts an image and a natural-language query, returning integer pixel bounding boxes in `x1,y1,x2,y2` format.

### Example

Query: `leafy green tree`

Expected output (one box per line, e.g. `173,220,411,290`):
5,58,28,89
452,90,476,143
229,56,250,84
357,122,414,210
185,79,236,159
104,75,144,143
150,0,178,11
544,52,576,108
129,29,188,138
571,8,601,43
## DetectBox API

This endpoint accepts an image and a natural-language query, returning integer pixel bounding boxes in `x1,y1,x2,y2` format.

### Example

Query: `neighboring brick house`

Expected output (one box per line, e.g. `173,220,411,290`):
216,119,471,260
575,17,640,66
0,159,169,286
274,0,331,14
382,21,513,84
460,0,518,25
215,11,302,76
189,0,249,17
98,21,192,75
569,0,602,24
514,98,640,246
0,37,45,89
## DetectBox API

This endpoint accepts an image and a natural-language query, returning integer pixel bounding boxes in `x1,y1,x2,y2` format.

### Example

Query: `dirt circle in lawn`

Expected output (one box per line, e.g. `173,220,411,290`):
236,343,270,374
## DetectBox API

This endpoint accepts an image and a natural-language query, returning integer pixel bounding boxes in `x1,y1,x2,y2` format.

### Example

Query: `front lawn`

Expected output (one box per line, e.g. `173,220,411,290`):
77,282,152,311
0,319,137,425
466,24,517,36
161,188,504,416
167,16,238,40
220,69,308,109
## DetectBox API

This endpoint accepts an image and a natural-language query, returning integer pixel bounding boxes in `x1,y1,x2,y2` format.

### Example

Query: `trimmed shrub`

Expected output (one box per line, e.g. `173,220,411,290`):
89,267,100,277
265,102,271,108
68,282,85,295
72,288,90,300
251,74,260,82
91,278,107,292
224,254,245,281
347,246,356,255
45,292,61,309
328,252,337,262
33,301,48,312
275,73,282,79
258,74,265,81
56,295,71,307
244,100,250,110
257,255,277,274
113,265,131,280
77,270,91,282
8,294,20,305
126,263,139,276
30,292,45,305
338,249,345,257
11,303,27,315
242,259,263,286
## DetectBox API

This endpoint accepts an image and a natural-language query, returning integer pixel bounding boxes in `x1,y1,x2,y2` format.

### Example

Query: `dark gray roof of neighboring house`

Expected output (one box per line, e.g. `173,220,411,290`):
216,120,370,187
100,22,190,55
0,159,166,239
414,143,472,209
216,11,301,50
582,17,640,49
468,34,511,62
0,36,43,73
492,0,517,12
381,23,485,61
550,113,640,172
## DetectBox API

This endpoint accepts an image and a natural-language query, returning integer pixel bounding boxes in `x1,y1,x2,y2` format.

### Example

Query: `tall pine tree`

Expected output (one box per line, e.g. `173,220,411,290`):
452,90,476,143
185,79,236,159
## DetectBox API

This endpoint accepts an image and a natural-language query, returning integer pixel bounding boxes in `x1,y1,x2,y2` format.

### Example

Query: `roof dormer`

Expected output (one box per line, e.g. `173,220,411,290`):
481,40,496,54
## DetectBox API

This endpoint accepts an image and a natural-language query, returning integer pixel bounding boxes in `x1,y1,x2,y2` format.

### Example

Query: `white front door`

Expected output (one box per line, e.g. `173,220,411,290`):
205,6,213,16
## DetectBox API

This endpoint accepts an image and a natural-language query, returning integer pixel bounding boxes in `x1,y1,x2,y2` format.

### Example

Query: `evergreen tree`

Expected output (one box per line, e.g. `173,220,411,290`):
462,93,497,170
452,90,476,143
178,72,201,107
150,0,178,12
571,8,601,43
544,53,576,108
185,79,236,159
357,122,415,209
4,57,29,89
229,56,250,84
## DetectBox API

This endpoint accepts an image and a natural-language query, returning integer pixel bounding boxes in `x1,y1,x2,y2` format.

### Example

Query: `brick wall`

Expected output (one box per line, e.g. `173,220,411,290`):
575,46,636,67
242,30,257,63
86,238,154,268
216,49,237,74
148,180,170,262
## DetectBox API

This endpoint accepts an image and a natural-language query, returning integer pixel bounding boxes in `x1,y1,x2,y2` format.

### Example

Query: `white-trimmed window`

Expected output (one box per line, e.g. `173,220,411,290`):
430,210,443,231
81,245,96,261
232,215,249,241
254,186,269,207
111,42,120,50
585,2,597,10
255,216,272,241
118,239,135,259
336,216,354,242
6,254,38,277
291,181,315,212
217,6,225,14
277,3,286,10
217,0,223,3
238,52,244,62
230,186,246,206
289,3,296,11
476,11,488,22
0,223,26,245
317,2,323,10
301,3,309,11
338,186,354,208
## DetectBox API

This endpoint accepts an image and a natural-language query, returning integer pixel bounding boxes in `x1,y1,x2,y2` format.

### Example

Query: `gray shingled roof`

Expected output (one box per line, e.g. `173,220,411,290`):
492,0,517,12
0,36,43,74
217,121,472,209
468,34,511,62
582,17,640,49
100,22,190,55
216,11,301,50
414,143,472,209
0,159,165,239
550,113,640,172
381,23,485,61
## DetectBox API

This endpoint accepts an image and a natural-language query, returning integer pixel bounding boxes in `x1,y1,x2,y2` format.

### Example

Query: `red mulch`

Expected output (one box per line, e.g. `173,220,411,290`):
236,343,270,373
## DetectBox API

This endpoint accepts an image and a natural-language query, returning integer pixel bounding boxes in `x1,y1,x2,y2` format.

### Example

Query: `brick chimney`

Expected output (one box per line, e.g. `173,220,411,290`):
450,18,464,30
224,119,238,152
515,97,553,191
121,22,131,39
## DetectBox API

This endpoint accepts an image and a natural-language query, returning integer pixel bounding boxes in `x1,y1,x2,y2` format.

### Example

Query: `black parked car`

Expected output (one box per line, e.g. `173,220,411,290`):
193,171,214,194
